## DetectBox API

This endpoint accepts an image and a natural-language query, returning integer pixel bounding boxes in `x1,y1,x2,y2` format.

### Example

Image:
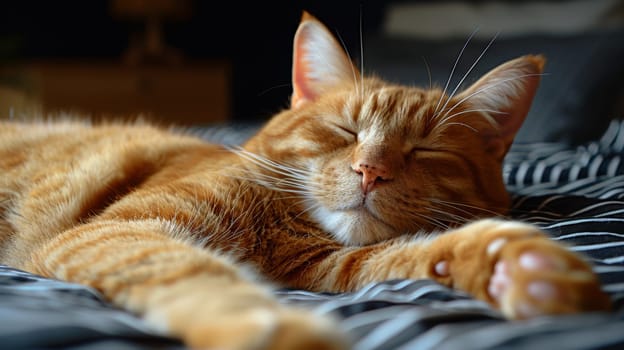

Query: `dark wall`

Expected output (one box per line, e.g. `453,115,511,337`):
0,1,387,122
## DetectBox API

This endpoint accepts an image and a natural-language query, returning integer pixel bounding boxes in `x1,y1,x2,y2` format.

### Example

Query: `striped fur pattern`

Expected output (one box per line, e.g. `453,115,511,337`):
0,12,612,349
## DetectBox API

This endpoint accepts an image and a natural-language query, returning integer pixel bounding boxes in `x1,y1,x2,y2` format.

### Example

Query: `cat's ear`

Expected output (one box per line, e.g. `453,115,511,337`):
291,11,361,108
457,55,545,159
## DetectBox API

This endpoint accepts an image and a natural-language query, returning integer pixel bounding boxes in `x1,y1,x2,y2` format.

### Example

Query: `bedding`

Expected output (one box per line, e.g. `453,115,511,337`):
3,120,624,350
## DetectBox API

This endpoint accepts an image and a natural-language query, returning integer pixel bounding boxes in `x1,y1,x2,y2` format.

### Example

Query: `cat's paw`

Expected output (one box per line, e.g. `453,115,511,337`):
185,307,348,350
437,219,612,319
141,276,349,350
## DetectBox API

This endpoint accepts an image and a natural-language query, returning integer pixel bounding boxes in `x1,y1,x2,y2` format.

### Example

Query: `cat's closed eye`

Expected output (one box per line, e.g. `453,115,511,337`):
410,147,440,155
328,122,358,143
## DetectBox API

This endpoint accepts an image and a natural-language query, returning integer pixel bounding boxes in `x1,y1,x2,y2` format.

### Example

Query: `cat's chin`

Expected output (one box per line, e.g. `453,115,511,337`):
310,205,399,246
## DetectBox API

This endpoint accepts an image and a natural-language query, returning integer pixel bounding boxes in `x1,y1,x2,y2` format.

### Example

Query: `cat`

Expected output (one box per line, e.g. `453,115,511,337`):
0,11,612,350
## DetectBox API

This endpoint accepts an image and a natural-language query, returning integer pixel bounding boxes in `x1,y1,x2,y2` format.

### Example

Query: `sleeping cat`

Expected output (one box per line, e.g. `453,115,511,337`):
0,11,612,350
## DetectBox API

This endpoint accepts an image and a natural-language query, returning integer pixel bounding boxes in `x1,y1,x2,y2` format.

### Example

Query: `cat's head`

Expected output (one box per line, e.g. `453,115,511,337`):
244,12,544,245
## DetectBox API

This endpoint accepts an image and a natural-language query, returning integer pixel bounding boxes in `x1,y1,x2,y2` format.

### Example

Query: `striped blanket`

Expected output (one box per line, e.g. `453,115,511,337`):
2,120,624,349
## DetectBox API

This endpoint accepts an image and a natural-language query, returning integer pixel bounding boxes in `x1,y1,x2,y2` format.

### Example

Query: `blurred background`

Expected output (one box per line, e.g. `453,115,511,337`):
0,0,384,126
0,0,623,144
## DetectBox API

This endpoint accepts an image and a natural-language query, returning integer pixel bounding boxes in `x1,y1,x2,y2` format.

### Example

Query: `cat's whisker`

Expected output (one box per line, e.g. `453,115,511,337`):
426,207,471,226
433,28,479,117
444,122,478,133
427,208,478,228
263,184,309,195
227,146,311,178
437,73,545,125
428,198,506,218
438,109,508,133
244,154,309,179
256,175,310,189
272,194,314,202
253,173,315,192
223,171,314,197
221,172,275,186
428,198,486,213
439,108,507,127
335,32,361,99
292,201,322,222
231,169,314,194
427,207,472,230
359,6,365,101
421,56,433,90
257,83,293,97
225,147,330,201
271,199,335,243
435,32,499,121
405,210,450,231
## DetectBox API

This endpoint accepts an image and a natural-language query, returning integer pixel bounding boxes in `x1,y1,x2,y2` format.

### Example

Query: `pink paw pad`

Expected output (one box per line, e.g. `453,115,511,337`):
434,261,449,276
519,251,559,271
488,250,561,304
488,260,511,299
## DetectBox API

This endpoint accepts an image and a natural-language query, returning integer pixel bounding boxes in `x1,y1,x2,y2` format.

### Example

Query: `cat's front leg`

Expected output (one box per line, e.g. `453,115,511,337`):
358,219,612,319
27,220,348,350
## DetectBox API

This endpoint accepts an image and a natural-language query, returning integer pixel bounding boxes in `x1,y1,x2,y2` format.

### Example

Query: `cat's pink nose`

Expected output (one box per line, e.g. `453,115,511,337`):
352,162,392,194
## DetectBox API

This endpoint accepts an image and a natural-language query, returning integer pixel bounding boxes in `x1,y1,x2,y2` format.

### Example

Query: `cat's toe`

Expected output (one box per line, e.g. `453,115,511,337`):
434,260,450,276
488,260,511,300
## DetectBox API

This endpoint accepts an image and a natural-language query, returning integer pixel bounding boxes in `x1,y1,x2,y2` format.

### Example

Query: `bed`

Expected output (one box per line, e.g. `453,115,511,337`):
2,118,624,350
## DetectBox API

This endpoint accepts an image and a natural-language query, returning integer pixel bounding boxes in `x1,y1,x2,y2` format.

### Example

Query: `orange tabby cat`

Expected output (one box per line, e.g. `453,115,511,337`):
0,12,612,350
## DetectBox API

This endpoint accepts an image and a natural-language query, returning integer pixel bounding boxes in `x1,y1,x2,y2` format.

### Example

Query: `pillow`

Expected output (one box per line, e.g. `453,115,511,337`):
364,28,624,145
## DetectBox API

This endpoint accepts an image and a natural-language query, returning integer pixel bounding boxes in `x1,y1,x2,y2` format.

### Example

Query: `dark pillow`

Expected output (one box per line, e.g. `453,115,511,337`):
364,28,624,145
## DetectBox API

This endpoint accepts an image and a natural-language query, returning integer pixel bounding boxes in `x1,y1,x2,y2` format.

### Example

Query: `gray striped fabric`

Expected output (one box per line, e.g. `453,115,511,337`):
3,120,624,349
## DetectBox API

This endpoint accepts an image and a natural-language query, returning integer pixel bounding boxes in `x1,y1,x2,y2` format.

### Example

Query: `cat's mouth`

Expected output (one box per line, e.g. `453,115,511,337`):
338,194,374,215
348,200,400,230
346,207,402,244
311,198,401,245
338,192,393,225
357,201,384,221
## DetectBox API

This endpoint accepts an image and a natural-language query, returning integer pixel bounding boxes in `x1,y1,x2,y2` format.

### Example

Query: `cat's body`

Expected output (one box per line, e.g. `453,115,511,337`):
0,12,612,350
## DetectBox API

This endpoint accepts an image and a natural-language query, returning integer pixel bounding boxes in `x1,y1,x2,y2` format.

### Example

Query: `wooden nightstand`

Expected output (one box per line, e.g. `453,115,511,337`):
0,60,231,125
